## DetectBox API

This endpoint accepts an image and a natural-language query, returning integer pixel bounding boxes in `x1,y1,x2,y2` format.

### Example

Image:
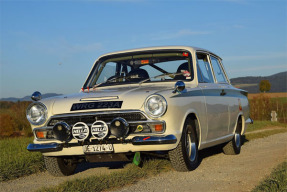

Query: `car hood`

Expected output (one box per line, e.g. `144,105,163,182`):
50,85,173,115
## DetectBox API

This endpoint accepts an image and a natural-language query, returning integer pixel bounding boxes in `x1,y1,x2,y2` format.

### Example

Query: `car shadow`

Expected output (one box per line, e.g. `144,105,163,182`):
75,161,131,174
196,135,249,168
74,135,250,174
194,145,224,169
242,135,249,145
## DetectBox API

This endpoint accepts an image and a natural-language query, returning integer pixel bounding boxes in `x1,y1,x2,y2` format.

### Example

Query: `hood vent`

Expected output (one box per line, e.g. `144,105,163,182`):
80,96,119,101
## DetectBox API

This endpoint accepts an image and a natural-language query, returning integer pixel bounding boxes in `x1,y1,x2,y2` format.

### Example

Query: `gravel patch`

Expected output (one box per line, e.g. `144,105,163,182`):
114,132,287,192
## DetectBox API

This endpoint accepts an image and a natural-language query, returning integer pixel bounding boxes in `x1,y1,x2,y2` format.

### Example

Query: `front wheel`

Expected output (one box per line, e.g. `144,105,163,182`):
169,118,199,172
44,156,77,176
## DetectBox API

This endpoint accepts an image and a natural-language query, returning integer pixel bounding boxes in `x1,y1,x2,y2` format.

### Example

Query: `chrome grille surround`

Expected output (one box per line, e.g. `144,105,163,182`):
47,110,147,127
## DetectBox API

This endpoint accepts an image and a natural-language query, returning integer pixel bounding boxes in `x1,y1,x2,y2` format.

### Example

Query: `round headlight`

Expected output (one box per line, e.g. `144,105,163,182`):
26,103,47,125
144,94,167,118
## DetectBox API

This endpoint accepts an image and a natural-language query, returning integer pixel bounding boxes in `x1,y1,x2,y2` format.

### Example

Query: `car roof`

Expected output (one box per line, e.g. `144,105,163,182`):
99,46,221,60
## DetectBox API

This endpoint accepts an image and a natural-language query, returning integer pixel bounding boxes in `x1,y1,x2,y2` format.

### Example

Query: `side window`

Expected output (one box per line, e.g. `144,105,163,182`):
196,53,214,83
210,56,227,83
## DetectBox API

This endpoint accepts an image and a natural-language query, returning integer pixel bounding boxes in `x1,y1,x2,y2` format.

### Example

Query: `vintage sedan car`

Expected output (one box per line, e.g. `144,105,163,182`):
27,46,252,176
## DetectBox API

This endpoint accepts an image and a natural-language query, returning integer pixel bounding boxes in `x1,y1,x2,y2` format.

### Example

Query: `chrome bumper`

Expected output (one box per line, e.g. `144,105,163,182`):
27,135,177,152
27,143,63,152
132,135,177,145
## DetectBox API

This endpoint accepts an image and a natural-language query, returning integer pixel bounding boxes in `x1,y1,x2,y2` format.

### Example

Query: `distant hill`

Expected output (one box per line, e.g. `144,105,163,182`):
0,93,62,102
230,71,287,93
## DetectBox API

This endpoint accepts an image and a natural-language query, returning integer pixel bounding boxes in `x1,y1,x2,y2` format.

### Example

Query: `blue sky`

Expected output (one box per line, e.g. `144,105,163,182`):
0,0,286,98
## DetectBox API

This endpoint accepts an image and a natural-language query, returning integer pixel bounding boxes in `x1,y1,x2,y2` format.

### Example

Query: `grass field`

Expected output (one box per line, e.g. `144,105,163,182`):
244,121,287,141
252,161,287,192
0,137,45,182
246,121,286,132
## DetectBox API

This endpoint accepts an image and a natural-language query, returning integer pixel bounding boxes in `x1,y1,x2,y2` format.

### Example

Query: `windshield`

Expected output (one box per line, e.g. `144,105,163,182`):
84,51,193,88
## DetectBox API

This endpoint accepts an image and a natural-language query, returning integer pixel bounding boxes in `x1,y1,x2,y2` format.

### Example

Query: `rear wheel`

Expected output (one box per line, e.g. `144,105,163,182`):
169,118,199,172
44,156,77,176
223,117,242,155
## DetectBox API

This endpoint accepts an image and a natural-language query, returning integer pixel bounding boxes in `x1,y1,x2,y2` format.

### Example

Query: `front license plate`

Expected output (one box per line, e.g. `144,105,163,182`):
83,144,114,154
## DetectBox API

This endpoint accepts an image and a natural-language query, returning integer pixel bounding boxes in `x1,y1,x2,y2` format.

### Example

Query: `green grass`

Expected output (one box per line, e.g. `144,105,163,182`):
246,121,286,133
245,129,287,141
0,137,45,181
252,161,287,192
38,159,172,192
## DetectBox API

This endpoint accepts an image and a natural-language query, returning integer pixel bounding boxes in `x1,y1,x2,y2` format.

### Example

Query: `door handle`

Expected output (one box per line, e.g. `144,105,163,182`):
220,89,226,96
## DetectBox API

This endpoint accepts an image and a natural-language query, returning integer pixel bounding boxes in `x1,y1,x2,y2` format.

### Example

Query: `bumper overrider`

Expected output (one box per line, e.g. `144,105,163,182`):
27,135,177,152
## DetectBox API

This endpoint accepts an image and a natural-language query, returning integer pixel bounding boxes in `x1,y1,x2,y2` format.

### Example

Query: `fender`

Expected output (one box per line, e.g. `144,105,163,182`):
181,109,202,149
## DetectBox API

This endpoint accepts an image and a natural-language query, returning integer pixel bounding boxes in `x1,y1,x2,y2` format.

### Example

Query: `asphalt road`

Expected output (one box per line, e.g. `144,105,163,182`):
0,132,286,192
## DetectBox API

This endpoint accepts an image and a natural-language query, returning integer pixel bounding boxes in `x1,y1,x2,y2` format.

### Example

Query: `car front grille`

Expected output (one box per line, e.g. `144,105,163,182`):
47,112,147,127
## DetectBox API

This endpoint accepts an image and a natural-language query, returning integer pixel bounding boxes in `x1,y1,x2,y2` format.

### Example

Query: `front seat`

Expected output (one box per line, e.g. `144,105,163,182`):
174,62,191,80
127,68,150,82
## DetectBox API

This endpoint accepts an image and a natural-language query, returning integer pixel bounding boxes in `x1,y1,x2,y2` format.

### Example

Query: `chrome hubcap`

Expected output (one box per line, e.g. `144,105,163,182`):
186,133,196,162
235,133,241,148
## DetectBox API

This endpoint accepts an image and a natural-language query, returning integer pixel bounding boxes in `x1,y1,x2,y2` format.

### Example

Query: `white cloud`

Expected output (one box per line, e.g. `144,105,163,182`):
151,29,211,40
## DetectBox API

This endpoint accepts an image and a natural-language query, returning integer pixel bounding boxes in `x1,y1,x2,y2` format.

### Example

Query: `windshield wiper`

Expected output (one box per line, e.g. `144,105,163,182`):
154,72,183,79
139,72,183,85
93,75,131,88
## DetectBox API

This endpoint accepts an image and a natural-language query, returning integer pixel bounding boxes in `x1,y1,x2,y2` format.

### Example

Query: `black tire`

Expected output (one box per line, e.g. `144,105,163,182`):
169,118,199,172
223,117,242,155
44,156,77,176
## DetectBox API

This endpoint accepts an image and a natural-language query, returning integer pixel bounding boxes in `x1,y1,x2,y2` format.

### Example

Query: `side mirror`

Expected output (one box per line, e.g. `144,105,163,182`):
31,91,42,101
172,81,186,94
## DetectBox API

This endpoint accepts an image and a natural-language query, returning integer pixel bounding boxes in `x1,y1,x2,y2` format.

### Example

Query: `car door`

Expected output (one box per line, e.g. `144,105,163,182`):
209,55,238,135
196,52,229,141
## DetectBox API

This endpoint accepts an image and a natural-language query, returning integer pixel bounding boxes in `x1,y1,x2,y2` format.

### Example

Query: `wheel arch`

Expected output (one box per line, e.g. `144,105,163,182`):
233,113,245,135
182,111,202,149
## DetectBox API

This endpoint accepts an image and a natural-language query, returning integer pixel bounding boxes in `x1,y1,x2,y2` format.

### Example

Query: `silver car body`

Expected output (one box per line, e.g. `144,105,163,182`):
27,46,251,157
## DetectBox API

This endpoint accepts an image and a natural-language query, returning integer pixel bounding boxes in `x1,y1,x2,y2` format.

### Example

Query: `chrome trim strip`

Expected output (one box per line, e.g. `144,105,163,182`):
80,96,119,101
132,135,177,145
199,134,234,150
27,143,62,152
48,110,149,119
